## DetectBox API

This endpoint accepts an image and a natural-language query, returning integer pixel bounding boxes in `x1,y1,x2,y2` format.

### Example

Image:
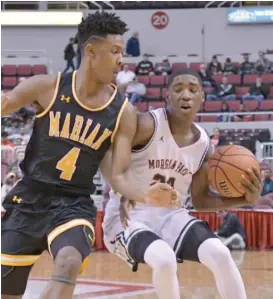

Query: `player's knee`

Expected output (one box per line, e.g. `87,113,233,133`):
145,240,177,274
54,246,82,276
203,238,232,266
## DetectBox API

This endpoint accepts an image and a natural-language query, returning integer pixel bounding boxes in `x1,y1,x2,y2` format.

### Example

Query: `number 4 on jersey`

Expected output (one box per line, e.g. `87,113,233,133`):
56,147,80,181
151,173,176,188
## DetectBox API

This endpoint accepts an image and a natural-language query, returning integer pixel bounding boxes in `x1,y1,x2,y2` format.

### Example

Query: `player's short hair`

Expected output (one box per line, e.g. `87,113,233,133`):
168,69,203,88
77,11,128,46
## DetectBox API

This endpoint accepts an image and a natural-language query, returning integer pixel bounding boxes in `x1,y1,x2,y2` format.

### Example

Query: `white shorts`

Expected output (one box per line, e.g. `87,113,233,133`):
102,194,201,267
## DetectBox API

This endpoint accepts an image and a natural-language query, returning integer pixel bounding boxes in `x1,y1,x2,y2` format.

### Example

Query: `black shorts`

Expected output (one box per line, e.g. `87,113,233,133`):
1,180,97,295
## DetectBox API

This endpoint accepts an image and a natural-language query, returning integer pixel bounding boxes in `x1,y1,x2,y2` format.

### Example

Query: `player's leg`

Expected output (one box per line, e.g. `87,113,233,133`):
104,222,180,299
1,229,43,299
40,221,94,299
177,221,247,299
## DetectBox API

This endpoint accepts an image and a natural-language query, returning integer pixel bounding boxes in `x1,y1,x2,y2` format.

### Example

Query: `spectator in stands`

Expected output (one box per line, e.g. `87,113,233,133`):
217,102,231,122
207,77,236,101
240,54,254,77
116,64,136,88
1,131,15,147
242,77,268,105
254,51,273,74
207,55,222,75
210,128,225,147
63,37,76,73
261,168,273,196
216,211,246,250
217,76,236,100
136,54,154,76
125,77,146,104
223,58,237,75
126,31,140,57
154,58,172,75
198,64,213,87
1,172,16,201
234,104,251,122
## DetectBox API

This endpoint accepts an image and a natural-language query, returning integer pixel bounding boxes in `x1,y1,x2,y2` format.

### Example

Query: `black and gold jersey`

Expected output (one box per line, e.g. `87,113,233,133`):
20,71,128,195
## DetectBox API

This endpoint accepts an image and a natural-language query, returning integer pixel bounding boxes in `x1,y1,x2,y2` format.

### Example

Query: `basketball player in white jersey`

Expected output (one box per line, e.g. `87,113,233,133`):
100,69,262,299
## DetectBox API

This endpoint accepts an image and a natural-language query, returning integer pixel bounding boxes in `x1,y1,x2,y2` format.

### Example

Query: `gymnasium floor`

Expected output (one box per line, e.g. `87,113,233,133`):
24,250,273,299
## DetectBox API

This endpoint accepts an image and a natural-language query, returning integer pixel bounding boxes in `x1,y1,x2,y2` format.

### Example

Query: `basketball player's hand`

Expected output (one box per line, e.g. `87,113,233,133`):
241,166,263,204
119,196,136,228
146,183,180,208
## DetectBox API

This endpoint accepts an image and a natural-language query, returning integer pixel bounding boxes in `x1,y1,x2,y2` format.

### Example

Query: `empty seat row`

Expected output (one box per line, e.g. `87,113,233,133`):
2,64,47,77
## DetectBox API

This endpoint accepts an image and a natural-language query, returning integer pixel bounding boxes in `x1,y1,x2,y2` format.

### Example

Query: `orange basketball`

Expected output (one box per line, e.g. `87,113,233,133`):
208,145,260,198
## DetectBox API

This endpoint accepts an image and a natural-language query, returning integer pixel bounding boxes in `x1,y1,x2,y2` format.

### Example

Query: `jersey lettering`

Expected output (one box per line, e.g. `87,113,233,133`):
49,111,113,150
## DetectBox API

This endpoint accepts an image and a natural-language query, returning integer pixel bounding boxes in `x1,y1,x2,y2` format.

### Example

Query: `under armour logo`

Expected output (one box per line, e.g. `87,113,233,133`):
60,95,70,103
12,196,22,204
159,136,164,142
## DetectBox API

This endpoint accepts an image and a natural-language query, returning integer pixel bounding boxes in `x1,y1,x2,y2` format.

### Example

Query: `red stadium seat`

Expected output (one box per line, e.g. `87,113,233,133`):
126,63,136,72
137,76,150,86
255,114,269,121
243,74,258,84
134,102,148,112
32,64,47,75
150,75,165,87
2,76,17,89
260,100,273,110
200,115,217,122
243,100,259,111
161,87,167,99
269,86,273,98
17,65,32,77
189,63,201,71
172,63,187,72
235,86,249,96
146,87,161,100
148,101,166,109
261,73,273,84
227,100,240,111
204,101,222,111
2,65,16,76
227,74,240,85
212,74,223,84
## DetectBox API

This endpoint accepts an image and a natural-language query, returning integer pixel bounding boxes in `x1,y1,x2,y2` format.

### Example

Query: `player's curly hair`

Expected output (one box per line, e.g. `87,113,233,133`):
77,11,128,46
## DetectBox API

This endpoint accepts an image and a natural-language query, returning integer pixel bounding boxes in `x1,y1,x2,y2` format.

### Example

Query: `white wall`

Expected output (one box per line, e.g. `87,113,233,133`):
1,8,272,73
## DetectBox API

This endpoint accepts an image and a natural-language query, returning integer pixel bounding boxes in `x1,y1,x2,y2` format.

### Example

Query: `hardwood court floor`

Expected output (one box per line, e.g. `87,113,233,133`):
25,250,273,299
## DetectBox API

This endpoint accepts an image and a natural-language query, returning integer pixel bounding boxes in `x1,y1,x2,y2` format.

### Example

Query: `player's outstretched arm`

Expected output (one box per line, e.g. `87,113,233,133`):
191,143,262,211
1,74,56,116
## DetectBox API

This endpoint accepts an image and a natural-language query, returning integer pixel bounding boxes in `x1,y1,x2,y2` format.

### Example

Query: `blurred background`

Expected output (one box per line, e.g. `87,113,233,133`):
1,1,273,253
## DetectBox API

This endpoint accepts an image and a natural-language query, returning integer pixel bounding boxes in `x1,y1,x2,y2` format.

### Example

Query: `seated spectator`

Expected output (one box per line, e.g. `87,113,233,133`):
207,77,236,101
198,64,213,87
217,102,231,122
116,64,136,88
154,58,172,75
216,211,246,250
1,131,15,147
136,54,154,76
126,31,140,57
261,167,273,196
234,104,251,122
223,58,237,75
210,128,225,147
240,54,254,76
242,77,268,105
125,77,146,104
254,51,273,74
207,55,222,75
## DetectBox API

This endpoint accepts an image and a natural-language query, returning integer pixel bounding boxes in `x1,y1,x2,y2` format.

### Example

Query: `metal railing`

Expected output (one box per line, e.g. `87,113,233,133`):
256,141,273,167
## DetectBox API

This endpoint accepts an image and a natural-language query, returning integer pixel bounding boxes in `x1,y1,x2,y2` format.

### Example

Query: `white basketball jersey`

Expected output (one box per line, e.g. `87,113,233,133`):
120,108,210,204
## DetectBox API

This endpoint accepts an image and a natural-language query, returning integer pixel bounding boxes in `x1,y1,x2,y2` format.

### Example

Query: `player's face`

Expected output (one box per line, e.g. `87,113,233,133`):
167,74,204,121
85,34,124,84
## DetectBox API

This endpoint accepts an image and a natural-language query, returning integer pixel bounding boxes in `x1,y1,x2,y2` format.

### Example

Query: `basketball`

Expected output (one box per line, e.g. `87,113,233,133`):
208,145,260,198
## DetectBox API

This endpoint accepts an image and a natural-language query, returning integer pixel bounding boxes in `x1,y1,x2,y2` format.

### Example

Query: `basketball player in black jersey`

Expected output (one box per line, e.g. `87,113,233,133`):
1,11,175,299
